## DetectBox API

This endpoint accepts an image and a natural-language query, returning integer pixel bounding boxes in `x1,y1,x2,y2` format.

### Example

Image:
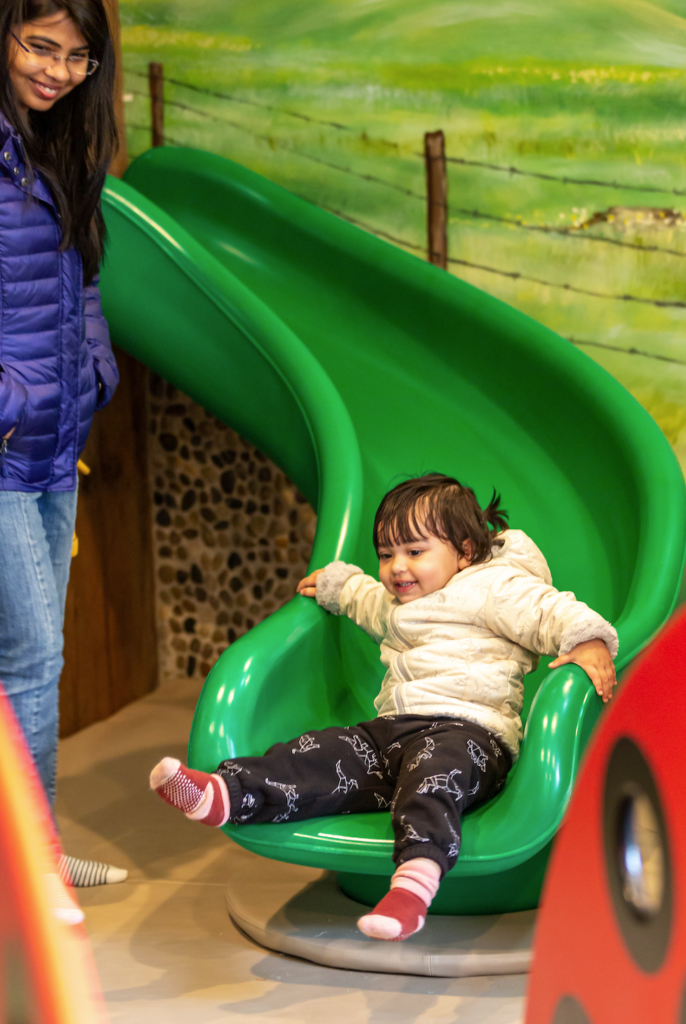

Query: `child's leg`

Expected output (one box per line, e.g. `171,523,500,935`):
358,718,511,941
151,721,394,827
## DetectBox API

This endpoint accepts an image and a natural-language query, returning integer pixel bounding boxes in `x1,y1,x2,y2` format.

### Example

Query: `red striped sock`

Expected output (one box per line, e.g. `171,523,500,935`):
357,858,441,941
150,757,230,826
357,888,428,941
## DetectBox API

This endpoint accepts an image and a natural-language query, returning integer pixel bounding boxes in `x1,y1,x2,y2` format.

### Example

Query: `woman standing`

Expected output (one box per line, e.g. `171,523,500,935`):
0,0,124,886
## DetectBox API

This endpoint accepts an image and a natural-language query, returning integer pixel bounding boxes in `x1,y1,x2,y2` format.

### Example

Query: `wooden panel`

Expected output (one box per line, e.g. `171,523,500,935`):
103,0,128,178
60,347,157,737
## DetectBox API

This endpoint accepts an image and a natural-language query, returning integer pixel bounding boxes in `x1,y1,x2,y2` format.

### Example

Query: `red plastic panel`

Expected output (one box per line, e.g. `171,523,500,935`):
0,687,104,1024
527,608,686,1024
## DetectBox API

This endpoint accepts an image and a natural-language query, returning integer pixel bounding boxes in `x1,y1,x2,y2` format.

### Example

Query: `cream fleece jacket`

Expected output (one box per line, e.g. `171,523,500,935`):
315,529,618,758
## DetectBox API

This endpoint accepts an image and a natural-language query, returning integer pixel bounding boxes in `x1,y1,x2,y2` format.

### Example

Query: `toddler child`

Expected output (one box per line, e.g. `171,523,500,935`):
150,473,617,941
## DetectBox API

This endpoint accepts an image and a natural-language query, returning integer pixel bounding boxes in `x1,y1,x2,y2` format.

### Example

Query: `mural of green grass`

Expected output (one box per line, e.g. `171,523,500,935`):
119,0,686,474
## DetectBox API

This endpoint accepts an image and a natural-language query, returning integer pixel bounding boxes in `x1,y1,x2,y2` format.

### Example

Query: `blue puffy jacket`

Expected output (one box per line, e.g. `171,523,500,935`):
0,111,118,491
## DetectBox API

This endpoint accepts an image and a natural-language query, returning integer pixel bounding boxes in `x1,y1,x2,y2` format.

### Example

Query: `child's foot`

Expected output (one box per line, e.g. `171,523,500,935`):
357,857,441,941
358,888,427,941
150,757,230,826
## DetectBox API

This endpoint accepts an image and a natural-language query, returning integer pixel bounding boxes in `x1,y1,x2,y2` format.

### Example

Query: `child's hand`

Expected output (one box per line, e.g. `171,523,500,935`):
296,568,324,598
549,639,617,703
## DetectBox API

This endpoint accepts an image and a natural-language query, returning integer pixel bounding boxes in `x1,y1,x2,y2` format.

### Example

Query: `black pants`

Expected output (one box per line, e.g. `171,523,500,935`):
216,715,511,876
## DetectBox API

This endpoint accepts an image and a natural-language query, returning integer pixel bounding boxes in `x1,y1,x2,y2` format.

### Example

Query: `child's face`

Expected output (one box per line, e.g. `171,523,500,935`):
377,528,471,604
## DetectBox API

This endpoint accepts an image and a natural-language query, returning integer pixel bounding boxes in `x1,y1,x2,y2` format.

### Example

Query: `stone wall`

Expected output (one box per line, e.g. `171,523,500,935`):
147,373,317,682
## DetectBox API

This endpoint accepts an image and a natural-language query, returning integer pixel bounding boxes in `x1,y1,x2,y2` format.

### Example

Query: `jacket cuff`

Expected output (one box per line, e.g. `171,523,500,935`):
559,619,619,659
93,355,119,410
315,561,364,614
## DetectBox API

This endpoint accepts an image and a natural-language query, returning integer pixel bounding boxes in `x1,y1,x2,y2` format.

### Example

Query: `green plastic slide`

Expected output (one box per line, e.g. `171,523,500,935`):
99,147,686,913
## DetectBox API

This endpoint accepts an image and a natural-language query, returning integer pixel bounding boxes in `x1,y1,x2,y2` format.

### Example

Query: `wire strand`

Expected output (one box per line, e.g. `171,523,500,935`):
447,255,686,308
130,92,428,201
124,66,415,153
439,154,686,199
288,202,686,310
568,337,686,367
450,207,686,259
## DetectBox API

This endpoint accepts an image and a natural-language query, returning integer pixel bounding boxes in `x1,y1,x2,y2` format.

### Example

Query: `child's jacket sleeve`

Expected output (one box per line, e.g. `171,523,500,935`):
479,567,618,659
315,561,390,645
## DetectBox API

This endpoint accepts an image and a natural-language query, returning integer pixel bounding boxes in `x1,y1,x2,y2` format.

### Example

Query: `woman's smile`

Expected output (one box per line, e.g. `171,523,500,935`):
28,77,62,101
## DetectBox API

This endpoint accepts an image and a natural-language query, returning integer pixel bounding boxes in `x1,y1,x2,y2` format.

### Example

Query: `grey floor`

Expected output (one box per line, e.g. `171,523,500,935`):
56,678,526,1024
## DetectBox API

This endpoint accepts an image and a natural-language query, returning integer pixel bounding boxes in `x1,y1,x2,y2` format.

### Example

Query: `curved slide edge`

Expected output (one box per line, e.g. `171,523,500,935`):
101,177,364,573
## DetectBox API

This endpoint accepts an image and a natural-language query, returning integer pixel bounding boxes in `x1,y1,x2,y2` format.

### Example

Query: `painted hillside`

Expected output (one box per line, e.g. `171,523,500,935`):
119,0,686,475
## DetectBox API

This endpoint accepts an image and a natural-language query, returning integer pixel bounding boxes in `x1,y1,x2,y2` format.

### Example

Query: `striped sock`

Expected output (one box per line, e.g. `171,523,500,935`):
58,855,128,888
357,858,442,941
149,757,231,826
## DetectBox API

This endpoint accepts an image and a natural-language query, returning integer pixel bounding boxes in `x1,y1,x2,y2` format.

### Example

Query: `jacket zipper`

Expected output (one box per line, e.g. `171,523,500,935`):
0,437,9,478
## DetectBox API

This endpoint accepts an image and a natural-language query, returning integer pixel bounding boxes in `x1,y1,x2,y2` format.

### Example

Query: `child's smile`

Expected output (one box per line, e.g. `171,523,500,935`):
377,528,471,603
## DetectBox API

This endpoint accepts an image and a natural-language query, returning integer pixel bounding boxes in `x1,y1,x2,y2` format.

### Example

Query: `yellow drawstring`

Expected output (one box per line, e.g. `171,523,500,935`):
72,460,91,556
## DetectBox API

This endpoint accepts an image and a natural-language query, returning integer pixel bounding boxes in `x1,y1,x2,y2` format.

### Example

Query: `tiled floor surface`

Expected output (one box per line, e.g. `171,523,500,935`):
56,679,526,1024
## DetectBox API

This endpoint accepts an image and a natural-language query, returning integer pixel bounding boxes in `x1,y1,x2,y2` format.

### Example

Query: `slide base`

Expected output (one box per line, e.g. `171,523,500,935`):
226,860,534,977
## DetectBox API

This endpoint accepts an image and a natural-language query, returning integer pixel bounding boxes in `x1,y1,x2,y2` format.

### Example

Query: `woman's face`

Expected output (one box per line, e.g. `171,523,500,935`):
9,12,88,113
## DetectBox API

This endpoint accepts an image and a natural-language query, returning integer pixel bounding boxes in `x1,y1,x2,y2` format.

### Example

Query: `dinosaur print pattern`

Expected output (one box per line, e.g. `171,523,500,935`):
490,736,503,757
445,813,461,860
292,734,321,754
236,792,257,822
331,760,359,795
467,739,488,773
400,815,430,843
417,768,464,801
339,734,384,778
375,793,391,809
406,735,435,771
265,778,299,822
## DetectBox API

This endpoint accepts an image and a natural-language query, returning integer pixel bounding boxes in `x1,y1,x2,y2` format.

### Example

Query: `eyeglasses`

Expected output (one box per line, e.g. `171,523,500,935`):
11,32,99,77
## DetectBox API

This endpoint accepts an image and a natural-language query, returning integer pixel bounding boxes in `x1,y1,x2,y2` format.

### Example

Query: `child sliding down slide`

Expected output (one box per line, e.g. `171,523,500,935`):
151,474,617,941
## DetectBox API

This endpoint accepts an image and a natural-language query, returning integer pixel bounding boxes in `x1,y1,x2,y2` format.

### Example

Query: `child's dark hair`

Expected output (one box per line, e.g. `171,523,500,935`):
373,474,509,566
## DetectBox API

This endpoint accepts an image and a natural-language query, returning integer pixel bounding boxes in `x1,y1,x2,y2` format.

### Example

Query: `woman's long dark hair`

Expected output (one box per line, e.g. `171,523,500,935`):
0,0,117,283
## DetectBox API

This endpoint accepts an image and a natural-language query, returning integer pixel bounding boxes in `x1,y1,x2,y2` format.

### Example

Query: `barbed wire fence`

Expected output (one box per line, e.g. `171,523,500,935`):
124,63,686,369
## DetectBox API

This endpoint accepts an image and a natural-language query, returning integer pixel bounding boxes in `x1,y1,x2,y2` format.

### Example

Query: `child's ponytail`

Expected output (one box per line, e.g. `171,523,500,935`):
483,490,509,538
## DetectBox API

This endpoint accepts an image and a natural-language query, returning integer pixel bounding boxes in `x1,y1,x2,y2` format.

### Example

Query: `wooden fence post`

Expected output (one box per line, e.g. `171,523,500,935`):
424,130,448,269
149,62,164,148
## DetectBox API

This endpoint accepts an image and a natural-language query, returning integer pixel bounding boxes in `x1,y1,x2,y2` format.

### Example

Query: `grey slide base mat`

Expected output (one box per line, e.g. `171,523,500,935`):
226,858,535,978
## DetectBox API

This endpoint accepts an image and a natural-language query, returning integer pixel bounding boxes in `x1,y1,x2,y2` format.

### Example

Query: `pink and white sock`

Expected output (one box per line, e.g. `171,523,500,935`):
150,757,230,826
357,858,442,941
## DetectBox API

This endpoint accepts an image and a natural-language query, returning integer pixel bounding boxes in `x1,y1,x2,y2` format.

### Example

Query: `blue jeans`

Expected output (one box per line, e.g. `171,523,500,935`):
0,490,77,806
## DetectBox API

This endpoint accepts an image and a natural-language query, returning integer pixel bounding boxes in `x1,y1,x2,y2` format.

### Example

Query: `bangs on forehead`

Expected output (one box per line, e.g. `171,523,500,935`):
373,473,509,563
375,494,449,549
